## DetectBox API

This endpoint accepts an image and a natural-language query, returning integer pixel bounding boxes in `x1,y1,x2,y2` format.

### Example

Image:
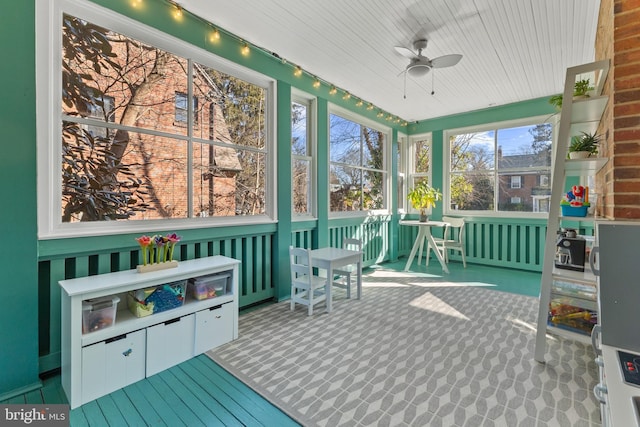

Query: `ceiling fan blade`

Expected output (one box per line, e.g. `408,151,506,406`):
394,46,417,59
431,54,462,68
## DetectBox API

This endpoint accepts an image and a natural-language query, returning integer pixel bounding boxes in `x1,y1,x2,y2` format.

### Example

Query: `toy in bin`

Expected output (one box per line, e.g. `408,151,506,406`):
549,301,597,334
560,185,590,217
127,280,186,317
82,296,120,334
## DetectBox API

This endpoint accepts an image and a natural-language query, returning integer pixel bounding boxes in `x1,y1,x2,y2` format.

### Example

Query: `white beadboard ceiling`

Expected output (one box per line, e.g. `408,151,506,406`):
179,0,600,123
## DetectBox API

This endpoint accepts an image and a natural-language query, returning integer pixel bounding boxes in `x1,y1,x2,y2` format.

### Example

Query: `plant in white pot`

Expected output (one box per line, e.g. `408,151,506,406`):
407,181,442,222
568,131,599,159
548,78,595,110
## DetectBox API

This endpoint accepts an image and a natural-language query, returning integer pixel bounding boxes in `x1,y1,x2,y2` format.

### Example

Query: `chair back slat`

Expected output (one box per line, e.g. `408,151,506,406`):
290,246,312,279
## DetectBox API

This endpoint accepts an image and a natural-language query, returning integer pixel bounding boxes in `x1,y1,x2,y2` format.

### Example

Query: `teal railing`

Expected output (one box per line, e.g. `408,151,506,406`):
37,215,546,373
399,216,547,271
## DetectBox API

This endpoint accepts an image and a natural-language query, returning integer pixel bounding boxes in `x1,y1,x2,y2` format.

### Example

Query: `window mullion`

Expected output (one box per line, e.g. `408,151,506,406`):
187,60,194,218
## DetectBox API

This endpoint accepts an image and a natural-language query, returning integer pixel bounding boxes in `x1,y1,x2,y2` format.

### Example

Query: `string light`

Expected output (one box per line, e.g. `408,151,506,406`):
209,26,220,42
172,4,182,19
130,0,143,8
241,42,250,56
159,0,409,126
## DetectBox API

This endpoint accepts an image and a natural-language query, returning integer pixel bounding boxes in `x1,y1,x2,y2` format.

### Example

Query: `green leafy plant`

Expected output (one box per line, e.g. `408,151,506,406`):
568,131,600,157
408,181,442,220
548,78,595,109
549,94,563,109
573,78,593,97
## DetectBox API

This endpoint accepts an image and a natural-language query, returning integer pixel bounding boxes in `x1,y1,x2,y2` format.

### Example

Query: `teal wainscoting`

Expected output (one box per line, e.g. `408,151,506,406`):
399,216,547,272
37,225,276,374
291,216,391,268
328,216,391,267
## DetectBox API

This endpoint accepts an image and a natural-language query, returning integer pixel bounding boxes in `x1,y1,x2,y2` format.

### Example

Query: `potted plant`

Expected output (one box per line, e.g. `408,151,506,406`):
548,78,595,110
568,131,599,159
549,94,563,110
573,78,593,98
407,181,442,222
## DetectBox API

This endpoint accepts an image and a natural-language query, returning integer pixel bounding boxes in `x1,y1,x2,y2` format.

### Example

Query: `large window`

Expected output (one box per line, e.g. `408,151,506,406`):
38,1,274,237
446,120,552,214
329,108,388,213
292,95,315,217
405,134,437,214
397,133,407,211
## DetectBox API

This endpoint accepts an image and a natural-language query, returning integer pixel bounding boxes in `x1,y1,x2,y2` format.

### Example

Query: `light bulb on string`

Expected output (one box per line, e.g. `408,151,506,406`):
172,4,182,19
329,86,337,95
313,79,321,89
241,43,250,56
294,66,303,77
209,27,220,42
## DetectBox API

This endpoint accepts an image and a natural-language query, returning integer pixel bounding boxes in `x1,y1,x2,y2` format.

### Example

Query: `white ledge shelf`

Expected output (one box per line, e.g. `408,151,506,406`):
564,157,608,175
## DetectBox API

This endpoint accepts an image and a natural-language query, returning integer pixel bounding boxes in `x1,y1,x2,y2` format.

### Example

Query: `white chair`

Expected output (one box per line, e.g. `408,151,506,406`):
428,216,467,268
290,246,328,315
332,238,362,298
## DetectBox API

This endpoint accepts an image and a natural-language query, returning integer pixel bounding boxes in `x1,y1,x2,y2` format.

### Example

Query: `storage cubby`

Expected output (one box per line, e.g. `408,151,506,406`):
60,256,240,409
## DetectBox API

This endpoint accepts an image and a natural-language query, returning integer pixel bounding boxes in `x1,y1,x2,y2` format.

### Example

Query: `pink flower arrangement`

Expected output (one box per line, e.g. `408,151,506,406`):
136,232,182,266
135,235,152,265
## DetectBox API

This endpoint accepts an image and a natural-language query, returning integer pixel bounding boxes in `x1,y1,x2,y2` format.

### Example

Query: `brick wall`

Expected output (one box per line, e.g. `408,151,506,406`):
596,0,640,218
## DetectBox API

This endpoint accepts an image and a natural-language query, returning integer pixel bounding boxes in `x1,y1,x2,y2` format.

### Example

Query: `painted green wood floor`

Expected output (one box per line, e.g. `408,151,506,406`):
2,355,299,427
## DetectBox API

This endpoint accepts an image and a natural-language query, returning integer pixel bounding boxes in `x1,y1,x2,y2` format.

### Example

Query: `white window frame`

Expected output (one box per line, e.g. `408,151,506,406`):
36,0,277,239
443,115,552,219
510,176,522,189
540,174,550,187
327,104,391,218
292,89,317,220
407,132,433,215
397,132,408,213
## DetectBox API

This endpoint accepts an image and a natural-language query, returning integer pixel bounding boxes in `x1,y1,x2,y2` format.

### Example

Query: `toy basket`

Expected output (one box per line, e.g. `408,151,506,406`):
561,205,588,217
127,280,187,317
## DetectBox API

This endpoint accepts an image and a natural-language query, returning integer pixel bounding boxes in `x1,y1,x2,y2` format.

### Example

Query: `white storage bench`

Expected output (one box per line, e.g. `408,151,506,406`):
59,256,240,409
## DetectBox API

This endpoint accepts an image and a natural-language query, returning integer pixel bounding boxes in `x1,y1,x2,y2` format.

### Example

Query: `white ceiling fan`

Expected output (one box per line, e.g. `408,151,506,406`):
395,39,462,97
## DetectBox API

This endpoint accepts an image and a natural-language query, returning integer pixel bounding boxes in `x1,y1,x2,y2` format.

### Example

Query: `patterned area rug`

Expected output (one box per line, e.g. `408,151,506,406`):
208,268,599,426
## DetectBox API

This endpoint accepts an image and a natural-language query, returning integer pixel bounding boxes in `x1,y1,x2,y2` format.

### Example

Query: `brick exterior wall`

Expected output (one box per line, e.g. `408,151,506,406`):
62,23,240,221
596,0,640,218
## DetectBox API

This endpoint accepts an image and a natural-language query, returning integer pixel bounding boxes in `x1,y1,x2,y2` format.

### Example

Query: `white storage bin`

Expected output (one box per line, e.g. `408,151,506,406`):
146,313,195,376
194,302,234,355
81,329,146,405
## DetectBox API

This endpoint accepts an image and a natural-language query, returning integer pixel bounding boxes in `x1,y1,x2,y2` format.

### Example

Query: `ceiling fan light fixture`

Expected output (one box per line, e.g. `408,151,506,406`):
407,63,431,77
